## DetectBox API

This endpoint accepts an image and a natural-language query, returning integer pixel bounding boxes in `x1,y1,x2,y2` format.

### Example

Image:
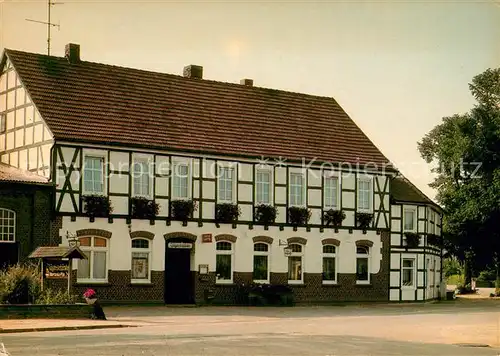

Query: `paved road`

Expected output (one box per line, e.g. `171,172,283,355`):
1,300,499,355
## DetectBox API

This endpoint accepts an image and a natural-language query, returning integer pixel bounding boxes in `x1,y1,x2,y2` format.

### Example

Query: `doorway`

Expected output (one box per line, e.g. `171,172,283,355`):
164,239,194,304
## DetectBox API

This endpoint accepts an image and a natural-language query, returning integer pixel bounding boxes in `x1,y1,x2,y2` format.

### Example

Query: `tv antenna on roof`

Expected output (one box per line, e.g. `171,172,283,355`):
26,0,63,56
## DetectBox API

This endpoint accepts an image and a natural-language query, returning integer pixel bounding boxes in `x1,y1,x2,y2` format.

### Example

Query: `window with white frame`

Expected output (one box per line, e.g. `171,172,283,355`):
133,158,151,197
172,163,190,199
131,238,151,283
402,258,415,288
83,155,104,194
216,241,233,283
77,236,109,282
0,208,15,242
403,208,416,232
253,243,270,282
288,243,303,283
324,175,339,209
218,167,234,203
322,245,337,283
357,178,372,212
356,245,370,284
256,169,272,204
289,173,304,206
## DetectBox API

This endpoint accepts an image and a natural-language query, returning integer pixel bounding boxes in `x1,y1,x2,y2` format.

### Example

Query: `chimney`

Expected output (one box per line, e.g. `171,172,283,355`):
65,43,80,64
240,78,253,87
183,65,203,79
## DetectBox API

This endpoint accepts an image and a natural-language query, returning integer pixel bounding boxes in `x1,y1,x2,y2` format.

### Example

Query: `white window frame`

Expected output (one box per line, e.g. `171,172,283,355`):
322,245,338,284
323,172,340,209
77,236,110,283
288,243,304,284
356,245,371,285
401,257,416,289
131,238,152,284
132,155,153,198
215,240,234,284
172,160,192,200
253,242,270,283
289,171,306,207
357,176,373,213
403,207,417,232
82,150,106,195
255,168,273,205
217,164,237,203
0,208,15,243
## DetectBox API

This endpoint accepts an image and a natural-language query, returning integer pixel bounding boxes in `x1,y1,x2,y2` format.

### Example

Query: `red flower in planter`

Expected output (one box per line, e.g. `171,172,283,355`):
83,288,96,299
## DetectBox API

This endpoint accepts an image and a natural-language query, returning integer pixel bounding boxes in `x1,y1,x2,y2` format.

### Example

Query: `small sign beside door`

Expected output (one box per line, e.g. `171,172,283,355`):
168,242,193,249
201,233,212,243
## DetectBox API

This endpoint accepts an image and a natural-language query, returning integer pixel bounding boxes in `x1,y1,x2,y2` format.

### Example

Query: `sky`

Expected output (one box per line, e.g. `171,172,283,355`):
1,0,499,200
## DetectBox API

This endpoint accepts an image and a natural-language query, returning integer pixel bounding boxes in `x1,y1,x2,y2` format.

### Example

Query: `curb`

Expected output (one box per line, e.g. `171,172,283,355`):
0,324,132,334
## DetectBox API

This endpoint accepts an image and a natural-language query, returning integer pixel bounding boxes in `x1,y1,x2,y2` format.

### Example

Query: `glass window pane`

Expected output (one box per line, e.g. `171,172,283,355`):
93,251,107,279
404,210,414,231
356,257,369,281
253,255,268,280
216,254,232,280
290,244,302,253
253,243,268,252
132,239,149,249
323,245,336,254
216,241,232,251
288,256,302,280
403,259,414,268
79,237,91,247
94,237,107,247
131,252,149,279
356,246,368,254
77,251,90,279
323,257,336,281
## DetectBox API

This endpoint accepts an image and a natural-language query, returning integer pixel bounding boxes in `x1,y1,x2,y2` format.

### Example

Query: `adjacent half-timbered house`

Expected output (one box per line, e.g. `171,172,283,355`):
0,43,444,304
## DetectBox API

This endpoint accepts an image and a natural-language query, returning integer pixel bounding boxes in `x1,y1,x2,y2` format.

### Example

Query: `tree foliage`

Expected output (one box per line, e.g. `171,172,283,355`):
418,68,500,279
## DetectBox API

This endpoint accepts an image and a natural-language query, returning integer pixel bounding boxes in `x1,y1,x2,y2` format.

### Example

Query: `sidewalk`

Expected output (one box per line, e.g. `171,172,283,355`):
0,318,131,334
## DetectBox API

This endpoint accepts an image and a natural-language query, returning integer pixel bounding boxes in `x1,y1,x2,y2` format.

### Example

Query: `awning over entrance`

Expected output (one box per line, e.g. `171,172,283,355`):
29,246,87,260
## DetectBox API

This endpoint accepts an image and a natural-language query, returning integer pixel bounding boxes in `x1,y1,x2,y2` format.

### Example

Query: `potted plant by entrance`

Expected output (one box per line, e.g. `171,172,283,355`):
170,200,197,222
254,204,277,226
323,209,345,231
82,195,113,221
404,232,421,248
356,212,373,232
288,207,311,228
215,203,240,224
131,197,159,220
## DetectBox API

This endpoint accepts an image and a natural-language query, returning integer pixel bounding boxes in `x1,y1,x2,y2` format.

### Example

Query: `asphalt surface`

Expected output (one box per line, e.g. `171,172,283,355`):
1,300,499,356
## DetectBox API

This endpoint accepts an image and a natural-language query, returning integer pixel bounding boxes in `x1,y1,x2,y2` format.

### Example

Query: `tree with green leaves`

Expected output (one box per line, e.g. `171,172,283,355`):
418,68,500,290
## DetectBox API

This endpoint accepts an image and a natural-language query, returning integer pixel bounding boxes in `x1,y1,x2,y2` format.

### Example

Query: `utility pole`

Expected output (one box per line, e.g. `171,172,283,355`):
26,0,63,56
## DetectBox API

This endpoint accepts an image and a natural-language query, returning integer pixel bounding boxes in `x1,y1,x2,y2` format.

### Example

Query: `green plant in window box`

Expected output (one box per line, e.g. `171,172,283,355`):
131,197,159,219
82,195,113,218
323,209,346,229
404,232,421,248
288,207,311,227
427,233,442,248
356,212,373,230
254,204,277,225
170,199,197,222
215,203,240,223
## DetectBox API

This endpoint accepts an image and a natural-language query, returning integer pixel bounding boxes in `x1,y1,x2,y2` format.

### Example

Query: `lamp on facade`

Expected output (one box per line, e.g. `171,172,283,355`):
279,239,292,257
66,231,79,247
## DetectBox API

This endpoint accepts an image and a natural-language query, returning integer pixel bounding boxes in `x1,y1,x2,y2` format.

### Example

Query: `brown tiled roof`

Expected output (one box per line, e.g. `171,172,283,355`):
0,163,50,185
391,177,442,211
4,49,392,167
29,246,87,259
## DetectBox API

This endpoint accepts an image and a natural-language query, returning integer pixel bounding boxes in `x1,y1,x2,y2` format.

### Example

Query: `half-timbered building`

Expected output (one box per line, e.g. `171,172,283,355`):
0,43,444,304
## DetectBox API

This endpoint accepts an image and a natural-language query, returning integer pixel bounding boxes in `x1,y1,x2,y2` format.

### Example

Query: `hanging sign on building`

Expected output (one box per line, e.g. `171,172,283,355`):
44,260,69,279
201,234,213,243
168,242,193,249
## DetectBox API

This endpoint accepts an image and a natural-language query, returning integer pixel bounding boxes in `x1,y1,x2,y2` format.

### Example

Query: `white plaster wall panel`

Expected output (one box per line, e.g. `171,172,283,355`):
238,183,252,203
0,73,5,92
390,253,400,269
418,271,424,286
25,126,33,145
390,289,400,301
391,219,401,232
6,132,13,150
239,204,252,222
239,163,253,182
374,194,381,212
61,194,75,213
276,206,286,223
193,180,200,199
341,173,355,190
305,235,322,274
60,147,76,166
390,271,399,287
391,233,401,246
41,144,51,168
418,220,425,234
308,189,321,207
155,177,169,197
391,205,400,218
9,152,18,167
6,112,14,131
417,289,424,300
69,170,79,189
308,169,321,187
202,181,215,200
383,195,390,210
16,87,26,105
202,159,216,178
192,159,200,178
235,231,253,273
401,289,415,301
418,206,426,220
109,173,128,194
110,151,130,172
156,198,169,218
0,155,6,164
275,186,286,205
342,191,355,209
109,196,128,215
43,126,51,141
344,210,355,227
34,124,43,143
18,149,27,170
418,254,424,268
14,129,23,148
377,212,389,229
28,147,37,169
7,91,15,110
202,202,215,219
309,208,321,225
0,135,4,151
275,167,286,184
56,168,66,188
